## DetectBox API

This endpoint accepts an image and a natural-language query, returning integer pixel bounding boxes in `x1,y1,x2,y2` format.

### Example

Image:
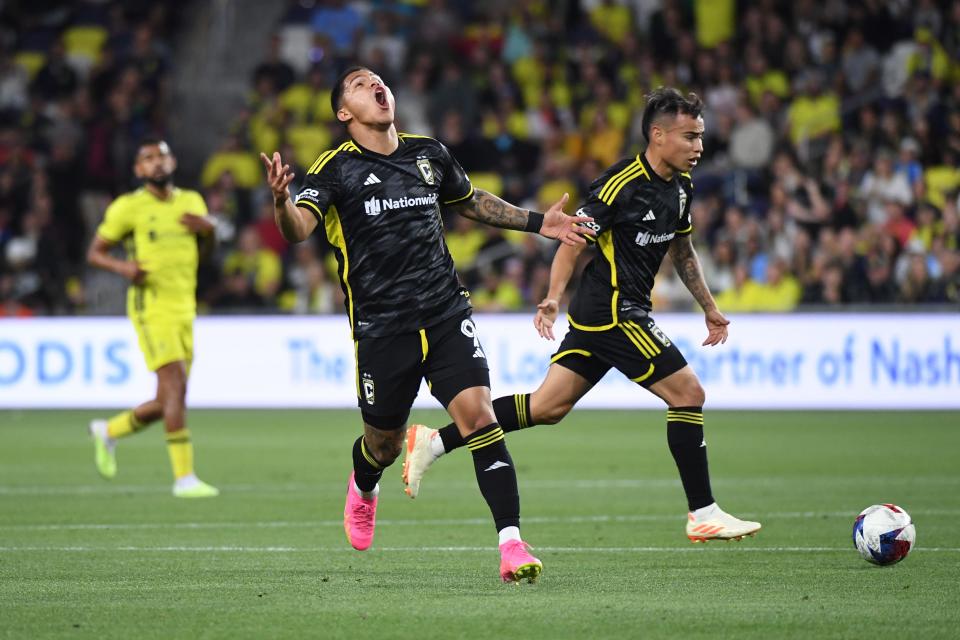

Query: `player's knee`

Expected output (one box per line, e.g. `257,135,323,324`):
539,401,572,425
373,437,403,465
363,431,404,465
459,411,498,435
682,379,705,407
361,411,408,464
158,380,186,405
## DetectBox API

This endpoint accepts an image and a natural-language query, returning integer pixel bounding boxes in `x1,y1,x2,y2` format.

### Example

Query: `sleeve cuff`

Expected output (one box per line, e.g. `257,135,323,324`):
297,200,324,221
96,230,121,243
442,184,474,205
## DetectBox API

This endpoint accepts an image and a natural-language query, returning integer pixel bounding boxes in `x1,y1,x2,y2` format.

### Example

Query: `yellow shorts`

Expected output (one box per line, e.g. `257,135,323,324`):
133,316,194,372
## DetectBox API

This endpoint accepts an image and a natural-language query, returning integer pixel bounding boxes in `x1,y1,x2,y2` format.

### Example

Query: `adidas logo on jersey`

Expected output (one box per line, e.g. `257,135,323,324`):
643,210,656,221
364,173,381,185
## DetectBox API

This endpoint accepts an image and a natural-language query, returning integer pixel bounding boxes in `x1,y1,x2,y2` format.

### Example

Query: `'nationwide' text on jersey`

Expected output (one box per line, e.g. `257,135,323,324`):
363,193,439,216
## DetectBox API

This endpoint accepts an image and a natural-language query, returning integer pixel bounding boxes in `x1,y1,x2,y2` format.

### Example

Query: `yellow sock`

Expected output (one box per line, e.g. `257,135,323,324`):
165,429,194,479
106,410,146,439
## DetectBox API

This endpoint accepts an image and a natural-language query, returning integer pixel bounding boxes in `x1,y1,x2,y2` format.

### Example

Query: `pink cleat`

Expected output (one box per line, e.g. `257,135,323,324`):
499,540,542,583
343,472,378,551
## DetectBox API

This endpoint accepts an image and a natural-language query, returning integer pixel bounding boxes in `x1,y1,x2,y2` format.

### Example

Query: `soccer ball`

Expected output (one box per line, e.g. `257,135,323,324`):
852,504,916,566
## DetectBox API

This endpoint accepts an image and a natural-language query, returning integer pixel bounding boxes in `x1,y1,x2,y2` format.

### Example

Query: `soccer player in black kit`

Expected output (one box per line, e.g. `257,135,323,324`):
403,88,762,543
261,66,595,582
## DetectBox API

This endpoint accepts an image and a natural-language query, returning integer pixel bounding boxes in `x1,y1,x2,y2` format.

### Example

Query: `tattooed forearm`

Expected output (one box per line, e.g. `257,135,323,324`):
451,189,530,230
670,235,717,312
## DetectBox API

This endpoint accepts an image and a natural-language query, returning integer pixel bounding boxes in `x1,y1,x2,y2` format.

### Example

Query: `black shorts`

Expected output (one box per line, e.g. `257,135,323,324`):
355,309,490,416
551,316,687,388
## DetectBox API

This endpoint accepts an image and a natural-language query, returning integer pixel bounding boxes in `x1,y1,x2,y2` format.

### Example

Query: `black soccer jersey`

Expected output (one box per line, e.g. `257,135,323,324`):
568,152,694,328
295,134,474,338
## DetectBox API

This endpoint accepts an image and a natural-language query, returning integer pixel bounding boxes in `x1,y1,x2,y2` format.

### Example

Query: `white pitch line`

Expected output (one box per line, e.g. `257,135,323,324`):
2,475,958,496
2,509,958,532
0,483,307,496
0,545,957,553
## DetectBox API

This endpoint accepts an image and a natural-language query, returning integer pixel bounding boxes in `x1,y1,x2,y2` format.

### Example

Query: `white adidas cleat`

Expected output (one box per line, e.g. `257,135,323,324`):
401,424,440,499
686,506,761,543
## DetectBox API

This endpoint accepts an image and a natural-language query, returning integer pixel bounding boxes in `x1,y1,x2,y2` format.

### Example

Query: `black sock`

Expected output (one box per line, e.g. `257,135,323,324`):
352,436,385,493
666,407,714,511
466,423,520,531
438,393,533,453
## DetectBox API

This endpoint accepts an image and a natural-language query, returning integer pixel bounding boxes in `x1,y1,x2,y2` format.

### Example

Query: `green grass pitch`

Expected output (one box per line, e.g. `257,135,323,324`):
1,409,958,639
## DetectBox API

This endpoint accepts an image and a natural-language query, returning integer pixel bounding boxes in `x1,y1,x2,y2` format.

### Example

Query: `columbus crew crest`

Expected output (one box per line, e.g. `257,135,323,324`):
416,158,435,185
361,373,375,405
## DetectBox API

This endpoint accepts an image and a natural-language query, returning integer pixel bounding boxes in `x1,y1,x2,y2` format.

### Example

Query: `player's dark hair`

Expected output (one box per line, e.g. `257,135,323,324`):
330,65,370,116
641,87,704,141
137,135,171,154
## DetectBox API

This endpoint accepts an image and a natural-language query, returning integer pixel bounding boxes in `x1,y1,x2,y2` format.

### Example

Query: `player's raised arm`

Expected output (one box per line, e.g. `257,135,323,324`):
261,151,318,243
534,242,588,340
446,189,596,246
668,233,729,346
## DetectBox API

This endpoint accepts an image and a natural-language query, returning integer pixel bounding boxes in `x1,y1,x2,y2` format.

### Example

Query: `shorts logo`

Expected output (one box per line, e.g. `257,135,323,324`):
416,158,435,185
460,319,486,360
362,373,375,405
647,321,671,347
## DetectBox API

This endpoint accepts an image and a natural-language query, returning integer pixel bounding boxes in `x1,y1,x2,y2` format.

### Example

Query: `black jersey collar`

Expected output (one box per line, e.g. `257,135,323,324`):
639,150,675,185
350,137,410,159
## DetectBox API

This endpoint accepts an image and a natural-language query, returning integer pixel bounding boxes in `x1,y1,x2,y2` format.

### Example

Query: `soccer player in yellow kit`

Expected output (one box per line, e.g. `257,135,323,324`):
87,138,219,498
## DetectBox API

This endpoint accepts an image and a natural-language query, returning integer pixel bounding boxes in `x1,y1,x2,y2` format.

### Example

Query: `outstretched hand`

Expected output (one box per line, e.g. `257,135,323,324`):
179,213,214,236
260,151,295,203
702,308,730,346
534,298,560,340
539,193,596,246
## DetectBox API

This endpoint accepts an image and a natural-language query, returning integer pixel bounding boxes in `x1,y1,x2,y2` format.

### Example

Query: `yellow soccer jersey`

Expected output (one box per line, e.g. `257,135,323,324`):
96,187,208,321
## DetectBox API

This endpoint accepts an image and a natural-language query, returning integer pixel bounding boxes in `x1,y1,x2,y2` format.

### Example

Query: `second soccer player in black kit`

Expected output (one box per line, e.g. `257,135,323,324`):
403,88,762,543
261,66,595,583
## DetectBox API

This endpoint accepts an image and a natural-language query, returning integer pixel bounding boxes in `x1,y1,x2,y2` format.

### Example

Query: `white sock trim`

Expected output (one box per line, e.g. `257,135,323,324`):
429,433,445,458
354,480,379,500
91,419,108,439
175,473,199,488
498,526,522,545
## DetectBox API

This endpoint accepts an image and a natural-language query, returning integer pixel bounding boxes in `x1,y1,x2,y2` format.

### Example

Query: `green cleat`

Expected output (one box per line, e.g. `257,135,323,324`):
89,420,117,480
173,477,220,498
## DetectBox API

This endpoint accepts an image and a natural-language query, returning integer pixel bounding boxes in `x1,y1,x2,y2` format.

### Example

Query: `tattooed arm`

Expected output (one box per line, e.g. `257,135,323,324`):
447,189,595,246
669,234,715,311
447,188,531,229
669,234,730,346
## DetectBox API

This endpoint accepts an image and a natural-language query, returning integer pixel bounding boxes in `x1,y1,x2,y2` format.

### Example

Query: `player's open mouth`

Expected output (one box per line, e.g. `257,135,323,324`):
688,157,699,167
374,87,387,107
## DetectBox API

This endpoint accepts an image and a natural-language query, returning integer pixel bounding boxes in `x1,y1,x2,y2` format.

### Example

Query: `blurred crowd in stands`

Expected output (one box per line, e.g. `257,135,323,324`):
2,0,959,317
0,0,184,316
